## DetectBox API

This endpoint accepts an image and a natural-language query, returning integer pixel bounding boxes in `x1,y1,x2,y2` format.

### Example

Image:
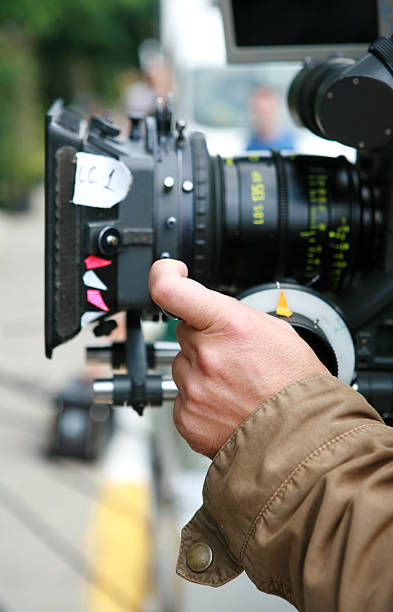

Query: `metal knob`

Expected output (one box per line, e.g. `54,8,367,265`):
154,342,180,365
93,379,115,404
161,377,178,401
93,376,178,405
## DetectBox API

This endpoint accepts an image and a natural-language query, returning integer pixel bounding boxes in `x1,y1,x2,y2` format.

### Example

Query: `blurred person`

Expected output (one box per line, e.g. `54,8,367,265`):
246,86,295,151
125,38,173,116
149,258,393,612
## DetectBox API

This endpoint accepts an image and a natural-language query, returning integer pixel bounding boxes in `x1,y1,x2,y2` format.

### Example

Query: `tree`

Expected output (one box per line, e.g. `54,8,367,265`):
0,0,159,209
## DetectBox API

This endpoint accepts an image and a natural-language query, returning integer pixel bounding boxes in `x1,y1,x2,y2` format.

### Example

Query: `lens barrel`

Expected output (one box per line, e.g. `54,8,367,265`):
186,147,375,294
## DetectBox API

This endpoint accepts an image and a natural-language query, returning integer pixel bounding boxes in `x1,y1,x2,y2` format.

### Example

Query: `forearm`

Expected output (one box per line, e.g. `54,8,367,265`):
177,375,393,611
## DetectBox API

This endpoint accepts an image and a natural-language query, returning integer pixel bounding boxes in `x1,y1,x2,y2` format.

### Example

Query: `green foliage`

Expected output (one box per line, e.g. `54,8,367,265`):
0,0,157,39
0,0,159,209
0,0,159,104
0,29,43,210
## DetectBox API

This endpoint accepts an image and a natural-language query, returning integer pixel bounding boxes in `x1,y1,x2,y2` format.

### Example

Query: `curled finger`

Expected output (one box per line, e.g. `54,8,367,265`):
171,350,192,396
175,321,199,360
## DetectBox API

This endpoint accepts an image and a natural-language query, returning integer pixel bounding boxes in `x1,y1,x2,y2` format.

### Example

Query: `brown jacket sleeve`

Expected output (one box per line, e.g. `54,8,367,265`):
176,374,393,612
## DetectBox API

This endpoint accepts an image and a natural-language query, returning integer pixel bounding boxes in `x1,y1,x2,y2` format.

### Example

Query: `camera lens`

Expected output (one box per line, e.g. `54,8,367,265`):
185,134,375,295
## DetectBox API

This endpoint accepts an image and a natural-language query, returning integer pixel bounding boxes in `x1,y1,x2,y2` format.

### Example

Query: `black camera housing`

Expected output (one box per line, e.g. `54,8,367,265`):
46,101,178,356
45,10,393,420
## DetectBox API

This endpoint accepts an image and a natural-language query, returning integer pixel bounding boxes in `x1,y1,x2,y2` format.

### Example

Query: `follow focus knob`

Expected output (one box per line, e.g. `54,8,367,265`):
239,283,355,384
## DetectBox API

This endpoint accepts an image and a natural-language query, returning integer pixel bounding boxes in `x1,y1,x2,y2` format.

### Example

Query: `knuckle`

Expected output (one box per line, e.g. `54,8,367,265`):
222,317,248,341
173,397,191,436
174,401,205,455
172,351,182,370
172,351,187,389
175,320,189,346
171,352,185,386
221,301,254,336
195,344,218,375
224,316,243,335
183,378,202,404
175,321,183,342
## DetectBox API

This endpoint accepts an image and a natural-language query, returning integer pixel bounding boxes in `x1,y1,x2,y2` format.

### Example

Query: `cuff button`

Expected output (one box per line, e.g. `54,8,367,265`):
186,542,213,573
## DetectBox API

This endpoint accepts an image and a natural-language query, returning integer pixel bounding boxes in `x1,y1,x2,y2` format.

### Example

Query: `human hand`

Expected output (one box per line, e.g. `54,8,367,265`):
149,259,329,459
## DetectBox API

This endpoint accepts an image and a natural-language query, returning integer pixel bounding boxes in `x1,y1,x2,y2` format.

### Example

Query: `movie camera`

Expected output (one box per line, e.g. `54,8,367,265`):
45,0,393,423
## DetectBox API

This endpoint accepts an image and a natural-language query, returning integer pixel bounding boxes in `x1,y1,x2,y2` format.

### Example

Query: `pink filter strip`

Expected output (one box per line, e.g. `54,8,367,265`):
87,289,110,312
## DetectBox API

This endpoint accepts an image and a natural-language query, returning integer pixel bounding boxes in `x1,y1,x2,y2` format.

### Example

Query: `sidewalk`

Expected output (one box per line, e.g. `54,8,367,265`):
0,188,154,612
0,187,294,612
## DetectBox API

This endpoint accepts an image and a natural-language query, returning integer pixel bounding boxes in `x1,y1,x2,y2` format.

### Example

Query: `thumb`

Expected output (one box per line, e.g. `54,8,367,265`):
149,259,235,330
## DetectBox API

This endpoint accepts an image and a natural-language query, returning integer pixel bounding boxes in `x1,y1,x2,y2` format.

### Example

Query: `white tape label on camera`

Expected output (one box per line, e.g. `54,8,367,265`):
72,152,132,208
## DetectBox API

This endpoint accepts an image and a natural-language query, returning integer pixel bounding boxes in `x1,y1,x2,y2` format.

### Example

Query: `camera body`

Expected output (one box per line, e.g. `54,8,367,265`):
45,101,211,354
45,0,393,421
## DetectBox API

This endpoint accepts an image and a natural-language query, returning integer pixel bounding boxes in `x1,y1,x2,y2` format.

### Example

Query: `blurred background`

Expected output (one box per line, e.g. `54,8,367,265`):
0,0,351,610
0,0,159,213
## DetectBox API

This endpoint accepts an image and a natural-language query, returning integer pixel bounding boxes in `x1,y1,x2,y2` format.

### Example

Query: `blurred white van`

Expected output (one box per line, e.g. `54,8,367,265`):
160,0,300,155
160,0,355,159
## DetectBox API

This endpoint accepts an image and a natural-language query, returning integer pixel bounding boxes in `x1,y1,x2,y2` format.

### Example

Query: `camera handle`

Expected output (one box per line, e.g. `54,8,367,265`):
90,312,178,413
88,322,393,425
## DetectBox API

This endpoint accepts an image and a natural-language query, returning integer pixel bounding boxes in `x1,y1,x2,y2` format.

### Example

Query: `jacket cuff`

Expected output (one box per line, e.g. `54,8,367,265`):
177,505,243,586
176,374,383,588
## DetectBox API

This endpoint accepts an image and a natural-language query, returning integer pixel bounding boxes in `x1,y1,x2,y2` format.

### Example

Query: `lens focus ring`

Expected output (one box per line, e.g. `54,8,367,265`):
190,133,214,283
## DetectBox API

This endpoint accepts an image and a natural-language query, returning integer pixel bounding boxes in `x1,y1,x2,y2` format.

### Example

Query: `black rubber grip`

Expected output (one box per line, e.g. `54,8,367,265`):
190,133,213,282
270,150,289,279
